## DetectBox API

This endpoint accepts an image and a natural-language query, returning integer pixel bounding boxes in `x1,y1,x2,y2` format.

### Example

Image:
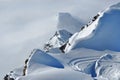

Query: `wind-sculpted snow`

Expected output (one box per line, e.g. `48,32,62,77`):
68,53,120,80
64,12,102,53
6,48,120,80
44,29,72,52
44,12,84,52
28,49,64,69
74,8,120,51
95,54,120,80
64,4,120,52
4,2,120,80
68,56,99,77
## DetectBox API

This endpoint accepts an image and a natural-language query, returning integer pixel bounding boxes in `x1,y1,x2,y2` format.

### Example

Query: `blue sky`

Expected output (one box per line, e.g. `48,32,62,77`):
0,0,120,79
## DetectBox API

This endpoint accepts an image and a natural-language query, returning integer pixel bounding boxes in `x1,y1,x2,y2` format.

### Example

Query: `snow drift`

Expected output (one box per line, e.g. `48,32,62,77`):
95,54,120,80
27,49,64,74
64,2,120,52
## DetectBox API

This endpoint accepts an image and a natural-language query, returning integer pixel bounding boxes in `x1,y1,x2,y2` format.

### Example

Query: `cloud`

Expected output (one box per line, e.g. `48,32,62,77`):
0,0,120,79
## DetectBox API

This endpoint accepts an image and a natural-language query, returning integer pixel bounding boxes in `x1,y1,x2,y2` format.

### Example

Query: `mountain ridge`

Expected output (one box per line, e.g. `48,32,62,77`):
3,2,120,80
64,2,120,53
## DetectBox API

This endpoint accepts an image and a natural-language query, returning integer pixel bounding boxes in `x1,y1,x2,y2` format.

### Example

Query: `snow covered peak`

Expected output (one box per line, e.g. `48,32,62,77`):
57,12,84,34
64,2,120,53
43,13,84,53
43,29,72,52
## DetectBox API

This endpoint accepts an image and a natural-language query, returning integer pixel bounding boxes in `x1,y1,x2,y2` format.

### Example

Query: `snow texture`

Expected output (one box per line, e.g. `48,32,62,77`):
4,2,120,80
65,2,120,52
28,49,64,69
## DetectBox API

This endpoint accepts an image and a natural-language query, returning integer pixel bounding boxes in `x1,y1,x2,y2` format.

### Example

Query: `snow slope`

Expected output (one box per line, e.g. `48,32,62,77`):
64,2,120,52
27,49,64,74
44,29,72,52
9,48,120,80
4,2,120,80
18,68,93,80
95,54,120,80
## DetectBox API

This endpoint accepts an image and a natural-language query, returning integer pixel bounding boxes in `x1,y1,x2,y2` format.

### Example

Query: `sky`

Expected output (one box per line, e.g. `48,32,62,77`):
0,0,120,79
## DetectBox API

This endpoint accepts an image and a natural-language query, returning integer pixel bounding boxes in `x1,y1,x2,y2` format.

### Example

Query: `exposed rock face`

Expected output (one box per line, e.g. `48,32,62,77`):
4,71,15,80
22,49,36,76
23,59,28,76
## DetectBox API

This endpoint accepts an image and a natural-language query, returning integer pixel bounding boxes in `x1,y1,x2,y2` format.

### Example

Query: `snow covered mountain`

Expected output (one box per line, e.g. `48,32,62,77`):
64,2,120,53
3,2,120,80
43,29,72,52
43,13,84,52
